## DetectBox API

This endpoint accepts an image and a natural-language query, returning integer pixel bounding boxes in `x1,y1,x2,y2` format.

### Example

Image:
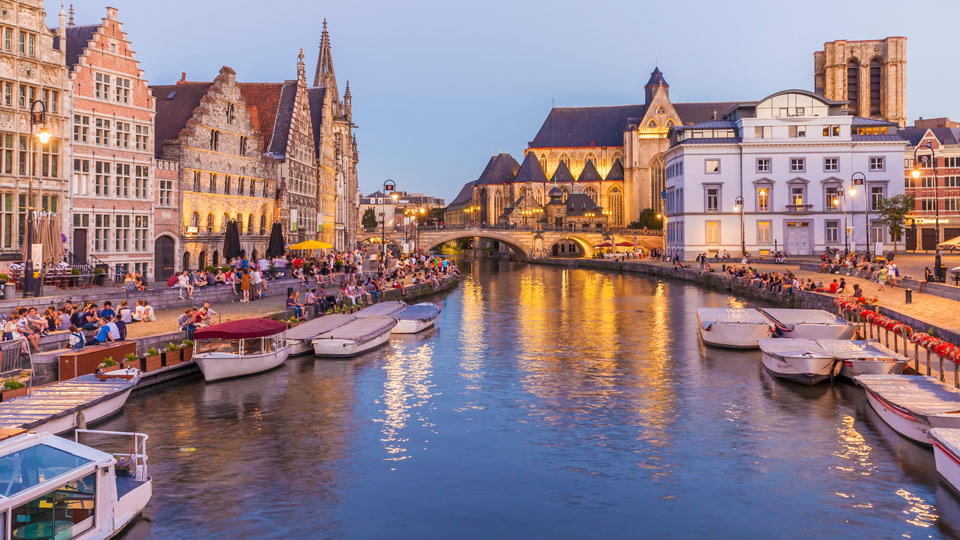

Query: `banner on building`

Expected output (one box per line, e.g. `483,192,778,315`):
317,213,324,233
290,208,298,232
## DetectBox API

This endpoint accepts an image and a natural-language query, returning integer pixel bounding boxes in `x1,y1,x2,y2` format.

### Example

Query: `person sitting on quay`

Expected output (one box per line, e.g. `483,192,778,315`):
6,314,37,353
134,271,147,291
68,324,85,350
920,267,933,292
852,283,863,298
99,301,116,321
87,316,116,345
137,300,156,322
57,307,71,330
123,272,137,292
117,300,133,324
171,271,194,300
178,308,196,340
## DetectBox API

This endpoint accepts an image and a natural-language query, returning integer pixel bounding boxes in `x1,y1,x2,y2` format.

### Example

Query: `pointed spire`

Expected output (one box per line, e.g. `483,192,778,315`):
58,3,66,36
344,80,351,99
68,3,75,26
314,18,338,99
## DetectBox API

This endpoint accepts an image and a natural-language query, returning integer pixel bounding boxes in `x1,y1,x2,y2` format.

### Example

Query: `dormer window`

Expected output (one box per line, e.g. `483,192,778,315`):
647,119,658,129
656,106,665,114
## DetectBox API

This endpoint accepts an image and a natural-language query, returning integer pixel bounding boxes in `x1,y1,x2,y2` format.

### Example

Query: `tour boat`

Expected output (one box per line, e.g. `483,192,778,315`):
0,372,141,435
696,308,772,349
929,428,960,495
355,300,406,319
392,303,442,334
760,309,854,340
758,338,840,385
193,319,290,382
816,339,908,378
855,374,960,445
0,428,151,540
313,316,397,357
286,314,356,356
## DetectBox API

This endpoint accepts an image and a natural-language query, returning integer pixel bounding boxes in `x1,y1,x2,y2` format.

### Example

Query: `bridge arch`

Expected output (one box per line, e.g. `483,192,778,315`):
548,235,595,258
420,230,531,261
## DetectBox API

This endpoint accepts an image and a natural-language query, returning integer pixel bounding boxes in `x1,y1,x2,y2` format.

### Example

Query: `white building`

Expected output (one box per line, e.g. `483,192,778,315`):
663,90,906,259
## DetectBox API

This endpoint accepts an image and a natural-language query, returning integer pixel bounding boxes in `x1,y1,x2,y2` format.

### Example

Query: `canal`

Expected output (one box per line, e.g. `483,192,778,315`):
104,260,958,538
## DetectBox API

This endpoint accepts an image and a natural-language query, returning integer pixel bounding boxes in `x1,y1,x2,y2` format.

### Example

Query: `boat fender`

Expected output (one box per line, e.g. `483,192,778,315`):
829,359,842,384
76,410,87,430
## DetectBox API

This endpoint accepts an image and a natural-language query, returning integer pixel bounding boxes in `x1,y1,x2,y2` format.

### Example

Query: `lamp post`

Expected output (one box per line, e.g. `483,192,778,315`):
851,171,866,258
734,195,745,257
23,100,50,298
836,187,848,257
381,179,396,261
911,142,939,250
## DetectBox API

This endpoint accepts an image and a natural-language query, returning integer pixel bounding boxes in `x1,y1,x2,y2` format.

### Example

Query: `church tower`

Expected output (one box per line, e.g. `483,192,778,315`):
813,37,906,126
644,66,668,106
314,19,339,104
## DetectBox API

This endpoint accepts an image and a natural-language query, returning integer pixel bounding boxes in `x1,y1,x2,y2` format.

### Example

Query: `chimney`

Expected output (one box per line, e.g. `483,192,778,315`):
180,72,186,83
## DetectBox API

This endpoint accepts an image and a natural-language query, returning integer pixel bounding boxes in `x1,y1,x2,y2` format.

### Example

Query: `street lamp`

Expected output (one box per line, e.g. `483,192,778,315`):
851,171,867,258
734,195,745,257
23,100,50,298
381,179,396,261
836,187,849,257
911,141,939,252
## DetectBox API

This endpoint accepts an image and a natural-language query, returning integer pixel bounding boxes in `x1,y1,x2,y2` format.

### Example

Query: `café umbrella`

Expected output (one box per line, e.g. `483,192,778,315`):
223,220,242,260
595,242,613,248
616,241,635,247
266,222,285,258
20,213,38,263
289,240,334,250
44,214,64,265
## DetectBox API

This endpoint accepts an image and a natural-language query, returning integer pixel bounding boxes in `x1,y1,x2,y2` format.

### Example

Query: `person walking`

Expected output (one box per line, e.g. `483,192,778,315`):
240,269,251,303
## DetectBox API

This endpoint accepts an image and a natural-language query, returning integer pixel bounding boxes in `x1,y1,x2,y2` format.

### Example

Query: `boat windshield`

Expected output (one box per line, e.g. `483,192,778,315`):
197,339,242,355
0,444,91,498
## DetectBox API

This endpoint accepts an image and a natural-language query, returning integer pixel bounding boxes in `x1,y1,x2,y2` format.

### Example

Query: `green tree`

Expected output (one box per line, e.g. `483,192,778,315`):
627,208,663,230
875,194,915,254
362,208,378,230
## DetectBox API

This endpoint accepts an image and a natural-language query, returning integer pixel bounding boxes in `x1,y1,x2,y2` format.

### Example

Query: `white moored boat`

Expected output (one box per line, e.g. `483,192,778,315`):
758,338,839,385
392,303,441,334
0,428,151,540
855,374,960,445
697,308,772,349
286,314,356,356
816,339,907,378
929,428,960,494
193,319,290,382
355,300,406,319
761,309,854,339
313,316,397,358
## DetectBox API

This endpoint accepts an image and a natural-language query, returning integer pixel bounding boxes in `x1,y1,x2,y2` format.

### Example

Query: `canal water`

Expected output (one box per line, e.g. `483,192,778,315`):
104,260,960,539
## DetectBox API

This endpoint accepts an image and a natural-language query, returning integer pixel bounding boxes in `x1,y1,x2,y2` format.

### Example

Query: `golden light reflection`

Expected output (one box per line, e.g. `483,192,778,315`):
457,279,486,395
831,415,875,476
374,341,436,462
896,488,938,528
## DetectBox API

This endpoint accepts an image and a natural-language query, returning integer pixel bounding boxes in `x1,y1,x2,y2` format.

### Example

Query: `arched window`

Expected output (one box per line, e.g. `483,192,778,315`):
492,190,504,222
191,212,199,227
212,251,220,267
238,177,245,195
584,153,597,167
518,187,526,200
560,187,569,203
209,173,217,193
558,153,570,168
650,155,665,214
222,213,229,233
539,154,547,172
656,105,665,114
206,213,214,233
583,186,598,204
260,215,267,235
182,252,191,271
608,187,623,227
846,59,860,116
251,249,258,261
198,251,206,270
535,188,543,205
665,119,675,128
236,214,244,233
612,151,623,164
869,58,882,117
248,214,255,235
647,119,658,129
224,175,232,195
249,179,256,197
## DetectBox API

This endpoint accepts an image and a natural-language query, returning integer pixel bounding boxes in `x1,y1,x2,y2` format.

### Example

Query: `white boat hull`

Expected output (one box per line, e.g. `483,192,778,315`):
699,323,770,349
109,478,152,538
862,387,932,445
930,430,960,495
761,351,838,385
392,316,436,334
195,348,291,382
313,329,392,357
287,338,313,356
785,324,855,340
839,359,906,378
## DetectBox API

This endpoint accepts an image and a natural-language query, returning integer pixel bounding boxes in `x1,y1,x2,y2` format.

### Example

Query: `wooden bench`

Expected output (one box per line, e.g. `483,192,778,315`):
58,341,136,381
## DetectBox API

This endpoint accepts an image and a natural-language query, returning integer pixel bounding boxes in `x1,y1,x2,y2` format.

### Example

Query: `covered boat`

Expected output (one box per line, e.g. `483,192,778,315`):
286,314,355,356
355,301,406,319
855,374,960,444
761,309,854,340
817,339,907,378
393,302,441,334
696,308,772,349
0,428,151,540
194,319,290,382
930,428,960,494
313,316,397,357
758,338,839,385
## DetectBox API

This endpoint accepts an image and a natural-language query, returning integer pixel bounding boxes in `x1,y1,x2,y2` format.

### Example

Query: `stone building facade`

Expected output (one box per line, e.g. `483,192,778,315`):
152,66,276,272
152,158,178,280
814,37,907,127
62,6,155,278
0,1,70,265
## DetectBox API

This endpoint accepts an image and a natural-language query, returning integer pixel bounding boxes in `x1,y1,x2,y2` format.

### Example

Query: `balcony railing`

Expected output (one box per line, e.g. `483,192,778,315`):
785,204,814,213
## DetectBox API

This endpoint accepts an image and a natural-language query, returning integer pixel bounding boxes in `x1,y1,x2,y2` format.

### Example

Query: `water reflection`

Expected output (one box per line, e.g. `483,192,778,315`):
374,338,437,462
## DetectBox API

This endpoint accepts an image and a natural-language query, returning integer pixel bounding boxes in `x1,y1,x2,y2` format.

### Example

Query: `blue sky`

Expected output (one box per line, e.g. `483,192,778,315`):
54,0,960,202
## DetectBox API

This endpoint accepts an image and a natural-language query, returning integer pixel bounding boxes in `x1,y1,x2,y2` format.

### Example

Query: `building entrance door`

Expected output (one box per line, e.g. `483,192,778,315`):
786,222,811,255
73,229,87,263
154,236,175,282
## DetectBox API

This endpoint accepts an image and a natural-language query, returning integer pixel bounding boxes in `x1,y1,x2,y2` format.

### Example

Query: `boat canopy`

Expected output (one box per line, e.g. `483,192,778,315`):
397,303,441,322
287,314,355,340
697,308,769,329
761,309,847,325
195,319,287,340
758,338,833,358
930,428,960,456
856,375,960,416
315,316,397,344
816,339,907,361
356,301,406,318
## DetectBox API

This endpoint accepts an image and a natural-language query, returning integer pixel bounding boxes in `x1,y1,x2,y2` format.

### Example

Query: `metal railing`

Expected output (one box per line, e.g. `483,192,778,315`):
75,429,150,482
0,339,31,393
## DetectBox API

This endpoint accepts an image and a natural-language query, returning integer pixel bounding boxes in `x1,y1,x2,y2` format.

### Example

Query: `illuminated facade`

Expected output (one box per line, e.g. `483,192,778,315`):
814,37,907,127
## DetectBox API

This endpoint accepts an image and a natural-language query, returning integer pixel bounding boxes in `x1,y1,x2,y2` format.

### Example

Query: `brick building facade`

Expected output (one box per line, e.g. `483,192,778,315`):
153,158,178,280
63,6,155,278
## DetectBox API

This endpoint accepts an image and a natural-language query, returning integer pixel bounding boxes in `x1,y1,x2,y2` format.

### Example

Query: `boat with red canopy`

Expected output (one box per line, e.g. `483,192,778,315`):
193,319,290,382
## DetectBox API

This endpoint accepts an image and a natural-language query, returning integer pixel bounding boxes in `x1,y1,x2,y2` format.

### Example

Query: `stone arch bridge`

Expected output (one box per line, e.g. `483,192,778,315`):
358,228,663,260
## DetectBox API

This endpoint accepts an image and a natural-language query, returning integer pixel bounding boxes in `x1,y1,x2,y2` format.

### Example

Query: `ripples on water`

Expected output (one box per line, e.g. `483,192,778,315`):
101,260,960,539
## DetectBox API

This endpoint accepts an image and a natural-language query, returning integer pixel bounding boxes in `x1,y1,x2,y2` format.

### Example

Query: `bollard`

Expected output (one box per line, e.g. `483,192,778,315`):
928,351,932,376
905,289,912,304
941,356,945,383
914,343,919,372
955,362,959,388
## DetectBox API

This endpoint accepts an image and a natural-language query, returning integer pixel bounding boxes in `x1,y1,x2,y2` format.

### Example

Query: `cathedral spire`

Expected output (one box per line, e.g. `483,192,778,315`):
313,18,338,98
68,3,74,26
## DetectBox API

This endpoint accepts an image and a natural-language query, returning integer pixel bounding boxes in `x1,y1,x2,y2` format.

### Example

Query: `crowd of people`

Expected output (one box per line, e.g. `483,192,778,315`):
818,251,902,291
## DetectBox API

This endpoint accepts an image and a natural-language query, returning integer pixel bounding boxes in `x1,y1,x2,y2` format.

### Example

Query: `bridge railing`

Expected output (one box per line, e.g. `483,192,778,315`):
359,224,665,237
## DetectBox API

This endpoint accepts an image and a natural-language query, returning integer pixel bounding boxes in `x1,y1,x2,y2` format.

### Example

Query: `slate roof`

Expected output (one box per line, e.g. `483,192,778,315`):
605,158,624,181
55,25,98,71
447,180,478,210
307,86,327,158
476,153,520,185
550,161,575,183
267,82,298,158
899,128,960,147
852,117,898,126
514,152,548,184
238,83,284,154
853,134,909,143
150,82,213,158
577,161,603,182
529,101,742,148
566,193,600,215
645,67,668,88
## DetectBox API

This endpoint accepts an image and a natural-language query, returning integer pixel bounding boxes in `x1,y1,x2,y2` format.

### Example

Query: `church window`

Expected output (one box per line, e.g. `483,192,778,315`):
608,187,623,227
538,154,547,172
656,106,665,114
665,119,675,128
260,215,267,235
492,190,504,222
222,213,230,233
650,156,665,214
248,214,255,234
648,119,658,129
869,59,882,117
846,59,859,116
560,187,569,203
535,188,543,205
585,153,596,167
612,151,623,164
583,186,598,204
210,130,220,151
558,153,570,168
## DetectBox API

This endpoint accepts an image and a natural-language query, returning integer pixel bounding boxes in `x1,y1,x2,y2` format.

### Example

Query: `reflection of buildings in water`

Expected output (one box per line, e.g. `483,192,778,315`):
374,341,436,462
458,279,486,393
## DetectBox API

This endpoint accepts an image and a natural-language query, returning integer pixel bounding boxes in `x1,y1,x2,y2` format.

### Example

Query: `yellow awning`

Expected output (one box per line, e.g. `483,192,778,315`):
289,240,334,250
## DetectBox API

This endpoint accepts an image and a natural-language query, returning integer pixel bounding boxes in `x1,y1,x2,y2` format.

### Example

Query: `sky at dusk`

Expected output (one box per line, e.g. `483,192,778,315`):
51,0,960,202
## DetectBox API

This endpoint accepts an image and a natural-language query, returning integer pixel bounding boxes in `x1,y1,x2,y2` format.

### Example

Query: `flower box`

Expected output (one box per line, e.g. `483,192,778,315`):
101,364,123,373
181,348,193,363
1,387,27,401
142,354,163,372
162,350,181,366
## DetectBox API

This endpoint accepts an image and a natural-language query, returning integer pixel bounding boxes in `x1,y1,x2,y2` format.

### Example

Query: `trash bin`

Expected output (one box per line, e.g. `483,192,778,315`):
938,264,949,283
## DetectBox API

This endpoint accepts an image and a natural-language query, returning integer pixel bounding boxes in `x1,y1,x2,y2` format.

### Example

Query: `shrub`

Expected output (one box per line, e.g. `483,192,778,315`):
145,347,160,356
3,379,24,390
0,273,8,281
123,353,139,363
93,267,105,274
221,266,230,272
181,339,194,349
288,316,298,323
204,266,216,273
101,357,117,366
71,268,80,275
166,342,179,351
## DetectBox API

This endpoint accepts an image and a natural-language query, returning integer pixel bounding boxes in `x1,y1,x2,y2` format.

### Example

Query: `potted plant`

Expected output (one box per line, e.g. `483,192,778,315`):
123,353,139,370
164,342,182,364
180,339,194,362
115,455,134,477
93,267,106,286
98,357,121,373
143,347,162,372
70,267,81,288
286,316,298,328
1,379,27,401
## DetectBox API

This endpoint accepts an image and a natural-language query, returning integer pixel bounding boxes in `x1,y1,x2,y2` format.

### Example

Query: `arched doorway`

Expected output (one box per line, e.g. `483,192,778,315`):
198,251,207,271
212,250,220,267
182,251,191,272
154,236,175,282
252,249,258,261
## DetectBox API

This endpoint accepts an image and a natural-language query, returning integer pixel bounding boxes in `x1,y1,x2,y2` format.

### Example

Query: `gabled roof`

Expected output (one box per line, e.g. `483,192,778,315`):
58,24,98,71
551,161,575,183
645,66,668,88
447,180,479,210
577,160,602,182
307,86,327,158
566,193,599,214
238,83,284,154
605,158,624,181
514,152,548,184
150,82,213,158
899,127,960,147
476,153,520,185
267,82,298,158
